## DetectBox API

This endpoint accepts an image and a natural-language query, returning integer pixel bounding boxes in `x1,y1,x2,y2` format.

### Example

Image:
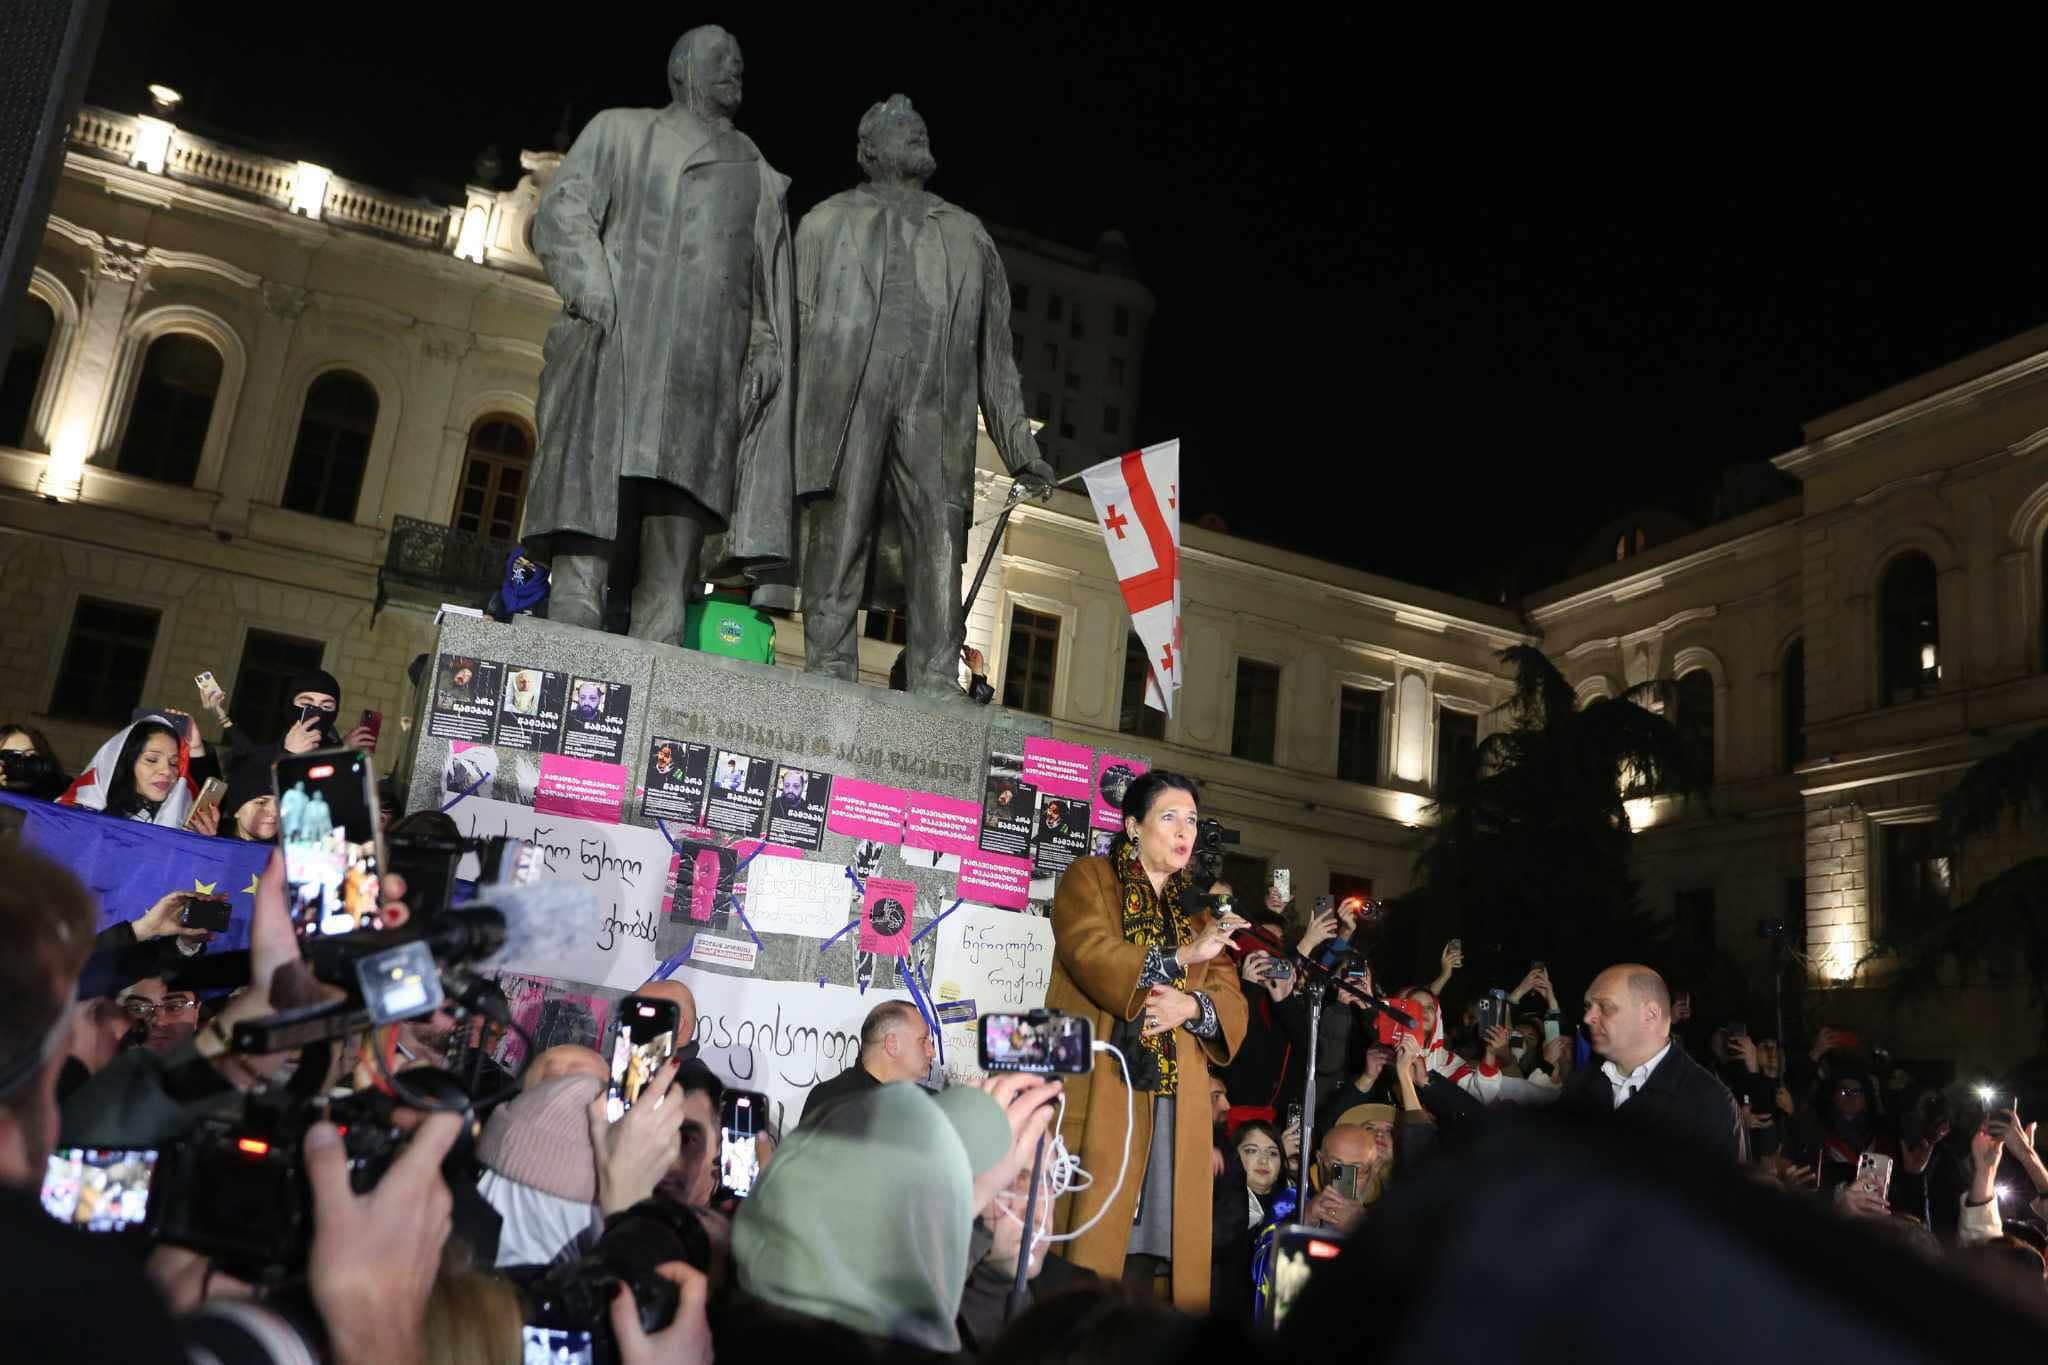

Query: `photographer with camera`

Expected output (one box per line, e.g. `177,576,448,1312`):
0,723,68,800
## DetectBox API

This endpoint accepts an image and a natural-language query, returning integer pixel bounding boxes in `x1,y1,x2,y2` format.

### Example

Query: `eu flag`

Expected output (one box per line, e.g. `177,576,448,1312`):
0,793,268,954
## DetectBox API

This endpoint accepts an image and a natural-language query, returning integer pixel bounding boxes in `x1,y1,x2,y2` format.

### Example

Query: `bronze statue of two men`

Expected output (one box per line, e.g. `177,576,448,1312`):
523,26,1054,699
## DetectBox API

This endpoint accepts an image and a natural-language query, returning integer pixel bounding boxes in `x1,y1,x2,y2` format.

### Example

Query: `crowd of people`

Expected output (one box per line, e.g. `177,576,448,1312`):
2,690,2047,1362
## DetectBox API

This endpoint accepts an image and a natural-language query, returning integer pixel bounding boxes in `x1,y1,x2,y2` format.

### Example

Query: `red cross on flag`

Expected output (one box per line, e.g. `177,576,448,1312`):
1081,439,1182,716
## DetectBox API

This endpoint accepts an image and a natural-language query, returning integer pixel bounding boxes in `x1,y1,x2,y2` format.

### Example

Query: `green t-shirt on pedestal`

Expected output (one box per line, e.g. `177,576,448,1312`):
684,593,776,663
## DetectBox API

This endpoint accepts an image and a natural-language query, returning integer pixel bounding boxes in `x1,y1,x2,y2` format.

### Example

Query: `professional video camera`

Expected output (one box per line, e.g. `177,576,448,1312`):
386,824,540,923
0,745,60,791
1192,814,1239,885
509,1198,713,1363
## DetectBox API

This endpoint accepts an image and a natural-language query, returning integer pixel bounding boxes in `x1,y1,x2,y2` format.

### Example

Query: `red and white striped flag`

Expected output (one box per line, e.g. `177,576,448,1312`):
1080,440,1181,715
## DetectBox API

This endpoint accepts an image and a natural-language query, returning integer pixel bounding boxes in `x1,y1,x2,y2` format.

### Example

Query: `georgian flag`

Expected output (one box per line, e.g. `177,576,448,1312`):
1081,440,1182,715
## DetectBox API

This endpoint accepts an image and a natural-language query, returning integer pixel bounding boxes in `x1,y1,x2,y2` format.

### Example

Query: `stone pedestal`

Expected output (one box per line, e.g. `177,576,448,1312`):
405,614,1049,989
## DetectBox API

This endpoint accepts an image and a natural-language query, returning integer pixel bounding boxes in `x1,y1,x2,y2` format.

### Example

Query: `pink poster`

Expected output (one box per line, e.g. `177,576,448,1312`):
659,849,727,923
826,778,908,843
1023,737,1096,800
860,876,917,954
535,753,628,823
959,851,1033,909
902,791,983,857
734,838,807,863
1091,753,1151,831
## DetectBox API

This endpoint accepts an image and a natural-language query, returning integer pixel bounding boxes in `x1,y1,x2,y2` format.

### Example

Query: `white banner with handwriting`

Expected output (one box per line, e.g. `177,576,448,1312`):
675,971,911,1130
450,796,666,989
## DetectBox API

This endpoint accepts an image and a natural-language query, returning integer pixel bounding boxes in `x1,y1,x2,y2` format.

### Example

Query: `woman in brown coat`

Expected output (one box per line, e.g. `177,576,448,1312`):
1046,770,1248,1308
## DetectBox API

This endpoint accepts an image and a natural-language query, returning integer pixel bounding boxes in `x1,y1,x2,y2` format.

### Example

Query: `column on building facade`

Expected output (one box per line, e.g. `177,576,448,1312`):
61,242,150,462
207,281,306,533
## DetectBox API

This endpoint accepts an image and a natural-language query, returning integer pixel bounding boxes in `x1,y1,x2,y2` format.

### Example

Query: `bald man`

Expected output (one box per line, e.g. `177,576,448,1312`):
1560,963,1746,1160
525,1044,609,1088
635,978,700,1060
797,999,933,1127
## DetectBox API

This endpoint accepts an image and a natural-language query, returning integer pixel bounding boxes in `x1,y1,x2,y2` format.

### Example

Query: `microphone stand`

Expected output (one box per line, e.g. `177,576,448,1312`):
1232,918,1413,1168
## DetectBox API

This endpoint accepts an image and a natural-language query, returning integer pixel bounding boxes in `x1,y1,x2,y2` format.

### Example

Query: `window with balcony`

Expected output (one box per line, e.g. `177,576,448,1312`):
1002,607,1060,715
1878,552,1941,705
1119,631,1165,740
231,629,327,739
50,597,160,725
1337,684,1382,784
282,371,377,521
1675,668,1715,785
1781,638,1805,772
1232,660,1280,764
453,415,534,541
116,333,221,485
1435,706,1478,797
0,294,54,449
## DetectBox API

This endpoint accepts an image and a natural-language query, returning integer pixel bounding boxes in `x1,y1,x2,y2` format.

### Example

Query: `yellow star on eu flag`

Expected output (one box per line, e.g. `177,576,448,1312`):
242,874,262,896
191,879,217,895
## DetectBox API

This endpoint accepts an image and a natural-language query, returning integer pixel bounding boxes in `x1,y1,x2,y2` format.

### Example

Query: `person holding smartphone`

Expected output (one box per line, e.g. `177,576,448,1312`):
57,712,219,830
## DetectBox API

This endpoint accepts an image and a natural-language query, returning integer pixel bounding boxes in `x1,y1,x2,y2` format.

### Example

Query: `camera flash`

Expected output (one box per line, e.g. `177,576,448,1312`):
1977,1085,1999,1105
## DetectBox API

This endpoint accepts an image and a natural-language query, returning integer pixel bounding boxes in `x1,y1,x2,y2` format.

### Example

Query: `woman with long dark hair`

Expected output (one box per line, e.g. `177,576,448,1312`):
1045,769,1248,1307
59,712,218,830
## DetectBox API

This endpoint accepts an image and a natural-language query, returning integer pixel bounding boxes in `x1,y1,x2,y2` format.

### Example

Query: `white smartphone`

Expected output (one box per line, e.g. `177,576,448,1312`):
1855,1150,1894,1198
1271,868,1292,903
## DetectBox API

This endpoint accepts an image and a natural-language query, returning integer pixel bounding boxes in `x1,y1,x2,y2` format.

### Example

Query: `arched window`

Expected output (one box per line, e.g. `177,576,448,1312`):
282,371,378,521
1781,638,1805,772
452,415,532,541
1878,552,1941,705
1675,668,1715,785
0,294,54,449
116,333,221,485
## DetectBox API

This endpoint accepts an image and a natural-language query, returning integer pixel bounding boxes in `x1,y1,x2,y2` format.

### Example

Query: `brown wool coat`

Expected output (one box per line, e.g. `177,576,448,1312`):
1045,856,1247,1308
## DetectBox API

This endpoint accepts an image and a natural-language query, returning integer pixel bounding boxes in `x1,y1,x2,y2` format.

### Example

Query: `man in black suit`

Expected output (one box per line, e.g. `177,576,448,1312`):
1561,963,1746,1161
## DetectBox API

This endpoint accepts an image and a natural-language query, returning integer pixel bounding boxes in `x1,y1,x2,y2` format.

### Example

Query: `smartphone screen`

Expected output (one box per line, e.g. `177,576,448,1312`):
274,749,384,937
178,895,232,933
521,1326,594,1364
978,1011,1092,1073
41,1148,157,1231
720,1090,767,1198
606,996,679,1122
1266,1224,1346,1329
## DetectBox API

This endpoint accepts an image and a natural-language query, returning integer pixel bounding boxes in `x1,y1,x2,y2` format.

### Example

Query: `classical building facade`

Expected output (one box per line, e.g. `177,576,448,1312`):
6,97,2047,1067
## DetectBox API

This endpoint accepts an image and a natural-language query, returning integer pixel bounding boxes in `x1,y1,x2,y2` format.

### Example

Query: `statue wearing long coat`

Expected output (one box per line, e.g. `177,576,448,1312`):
525,104,795,572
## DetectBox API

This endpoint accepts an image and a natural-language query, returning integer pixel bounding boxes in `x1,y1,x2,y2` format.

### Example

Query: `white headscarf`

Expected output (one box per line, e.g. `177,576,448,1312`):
58,714,195,827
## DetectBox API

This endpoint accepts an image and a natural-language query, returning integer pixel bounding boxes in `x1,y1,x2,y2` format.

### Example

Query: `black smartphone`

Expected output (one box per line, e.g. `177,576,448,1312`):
606,995,680,1122
979,1010,1092,1074
177,894,231,934
41,1147,158,1232
1262,1223,1347,1329
1475,988,1509,1038
273,748,385,938
1728,1021,1748,1040
719,1089,769,1199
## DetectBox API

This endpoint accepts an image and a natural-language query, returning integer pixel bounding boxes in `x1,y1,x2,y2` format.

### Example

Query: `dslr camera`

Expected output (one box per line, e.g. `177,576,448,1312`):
1192,815,1239,885
510,1198,713,1364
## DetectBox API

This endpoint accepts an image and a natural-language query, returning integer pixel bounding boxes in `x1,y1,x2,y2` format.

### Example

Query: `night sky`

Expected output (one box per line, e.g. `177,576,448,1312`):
85,10,2048,602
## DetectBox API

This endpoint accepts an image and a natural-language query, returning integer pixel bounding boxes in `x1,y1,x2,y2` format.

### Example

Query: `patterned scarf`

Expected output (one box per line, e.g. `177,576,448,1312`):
1114,837,1197,1097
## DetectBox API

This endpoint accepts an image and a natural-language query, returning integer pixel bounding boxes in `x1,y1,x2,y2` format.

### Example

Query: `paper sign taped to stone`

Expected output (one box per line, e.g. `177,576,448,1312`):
428,654,501,743
496,665,567,753
641,737,711,825
744,855,853,939
561,677,631,763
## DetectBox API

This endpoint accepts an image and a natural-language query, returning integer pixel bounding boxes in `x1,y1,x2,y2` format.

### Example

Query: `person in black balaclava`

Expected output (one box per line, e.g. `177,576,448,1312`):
220,668,371,802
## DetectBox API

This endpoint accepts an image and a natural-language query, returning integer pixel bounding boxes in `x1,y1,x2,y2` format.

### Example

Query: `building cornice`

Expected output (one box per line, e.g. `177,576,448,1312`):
1525,502,1799,624
1773,346,2048,478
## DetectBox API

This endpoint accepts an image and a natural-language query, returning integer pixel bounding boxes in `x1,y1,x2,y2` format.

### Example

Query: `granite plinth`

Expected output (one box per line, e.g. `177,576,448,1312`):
406,614,1050,989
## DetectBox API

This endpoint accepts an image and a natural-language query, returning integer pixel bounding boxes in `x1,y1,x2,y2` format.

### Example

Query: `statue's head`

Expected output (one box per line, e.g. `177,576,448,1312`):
856,94,937,186
669,26,743,122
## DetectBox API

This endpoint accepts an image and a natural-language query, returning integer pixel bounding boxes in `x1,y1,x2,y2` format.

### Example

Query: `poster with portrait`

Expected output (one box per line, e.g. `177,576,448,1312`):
561,677,631,763
703,749,773,836
979,750,1037,857
495,665,567,753
764,763,831,851
427,653,501,743
641,736,712,825
1031,794,1091,879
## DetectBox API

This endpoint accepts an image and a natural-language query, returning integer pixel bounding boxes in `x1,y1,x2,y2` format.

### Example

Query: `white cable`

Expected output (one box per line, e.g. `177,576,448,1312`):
1036,1039,1135,1247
